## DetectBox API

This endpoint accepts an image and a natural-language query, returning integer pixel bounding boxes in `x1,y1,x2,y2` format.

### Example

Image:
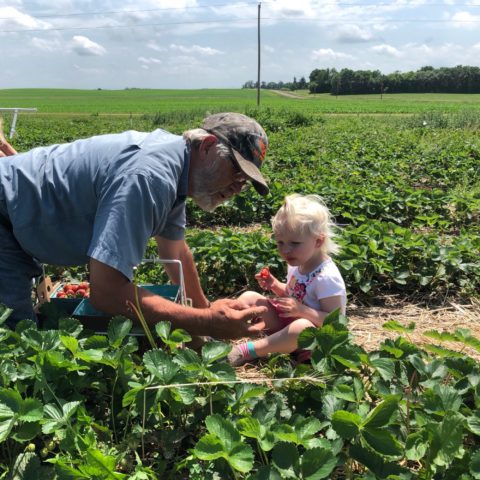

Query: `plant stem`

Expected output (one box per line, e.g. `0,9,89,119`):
111,372,118,444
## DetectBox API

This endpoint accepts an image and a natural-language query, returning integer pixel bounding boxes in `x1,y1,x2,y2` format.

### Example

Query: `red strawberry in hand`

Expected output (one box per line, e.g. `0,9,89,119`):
260,267,270,279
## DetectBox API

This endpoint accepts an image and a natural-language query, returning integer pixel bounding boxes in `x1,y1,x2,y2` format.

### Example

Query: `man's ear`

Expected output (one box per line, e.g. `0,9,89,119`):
199,134,218,159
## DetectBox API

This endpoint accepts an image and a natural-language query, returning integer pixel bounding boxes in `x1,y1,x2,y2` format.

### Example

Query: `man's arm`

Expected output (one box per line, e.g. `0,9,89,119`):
154,236,209,308
88,258,267,339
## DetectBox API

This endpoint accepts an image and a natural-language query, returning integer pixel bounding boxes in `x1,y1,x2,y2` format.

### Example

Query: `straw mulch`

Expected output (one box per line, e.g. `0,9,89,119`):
234,296,480,379
348,295,480,361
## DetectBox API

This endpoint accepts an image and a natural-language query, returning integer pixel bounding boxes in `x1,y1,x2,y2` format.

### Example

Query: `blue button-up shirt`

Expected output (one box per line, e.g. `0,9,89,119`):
0,129,190,280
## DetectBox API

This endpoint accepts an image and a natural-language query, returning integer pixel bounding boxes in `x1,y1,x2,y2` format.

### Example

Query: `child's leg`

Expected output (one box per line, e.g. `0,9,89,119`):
252,319,315,357
237,290,284,333
228,318,315,366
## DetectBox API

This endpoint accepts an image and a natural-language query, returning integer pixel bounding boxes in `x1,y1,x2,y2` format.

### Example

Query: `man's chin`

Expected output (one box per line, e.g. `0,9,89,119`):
192,195,222,212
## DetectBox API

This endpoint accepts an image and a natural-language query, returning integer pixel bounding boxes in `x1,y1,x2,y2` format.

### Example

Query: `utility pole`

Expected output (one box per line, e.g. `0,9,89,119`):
257,2,261,106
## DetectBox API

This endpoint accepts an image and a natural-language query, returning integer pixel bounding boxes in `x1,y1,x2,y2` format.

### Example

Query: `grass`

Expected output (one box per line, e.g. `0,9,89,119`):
2,88,480,115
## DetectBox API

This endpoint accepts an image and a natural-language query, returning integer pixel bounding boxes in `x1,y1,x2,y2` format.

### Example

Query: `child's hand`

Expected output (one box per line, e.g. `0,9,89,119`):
254,267,275,291
270,297,303,318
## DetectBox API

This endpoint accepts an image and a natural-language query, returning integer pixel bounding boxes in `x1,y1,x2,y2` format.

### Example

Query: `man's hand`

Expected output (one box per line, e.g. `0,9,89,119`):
207,298,267,339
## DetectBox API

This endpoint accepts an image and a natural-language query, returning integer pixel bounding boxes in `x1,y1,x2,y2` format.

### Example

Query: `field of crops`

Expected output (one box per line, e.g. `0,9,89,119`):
0,90,479,478
3,88,480,114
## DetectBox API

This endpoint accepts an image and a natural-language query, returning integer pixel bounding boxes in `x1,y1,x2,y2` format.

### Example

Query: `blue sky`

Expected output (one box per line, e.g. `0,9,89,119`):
1,0,480,89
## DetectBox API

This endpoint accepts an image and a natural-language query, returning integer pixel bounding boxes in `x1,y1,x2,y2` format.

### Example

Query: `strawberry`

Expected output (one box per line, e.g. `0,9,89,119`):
260,267,270,279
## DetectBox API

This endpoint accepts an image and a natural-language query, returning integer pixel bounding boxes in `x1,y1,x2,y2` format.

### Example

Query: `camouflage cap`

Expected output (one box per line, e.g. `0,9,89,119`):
202,112,269,195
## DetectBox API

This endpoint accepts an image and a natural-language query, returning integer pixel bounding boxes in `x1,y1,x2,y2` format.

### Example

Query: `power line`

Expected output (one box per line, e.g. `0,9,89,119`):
1,0,479,21
1,15,480,34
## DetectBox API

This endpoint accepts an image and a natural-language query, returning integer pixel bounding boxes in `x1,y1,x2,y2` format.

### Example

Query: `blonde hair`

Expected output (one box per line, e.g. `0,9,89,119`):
271,194,340,255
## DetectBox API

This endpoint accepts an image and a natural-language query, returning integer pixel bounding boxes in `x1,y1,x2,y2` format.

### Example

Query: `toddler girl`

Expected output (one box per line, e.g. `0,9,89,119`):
228,194,346,366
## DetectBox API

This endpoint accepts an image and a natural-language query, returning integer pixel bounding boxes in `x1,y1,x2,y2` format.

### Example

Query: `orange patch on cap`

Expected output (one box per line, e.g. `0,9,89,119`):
253,139,267,164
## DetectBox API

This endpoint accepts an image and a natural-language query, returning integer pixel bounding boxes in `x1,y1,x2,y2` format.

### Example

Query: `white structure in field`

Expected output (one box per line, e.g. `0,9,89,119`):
0,107,38,138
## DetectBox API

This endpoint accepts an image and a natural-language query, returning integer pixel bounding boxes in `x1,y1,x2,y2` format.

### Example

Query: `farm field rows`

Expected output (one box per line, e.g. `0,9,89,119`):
0,90,479,478
3,88,480,114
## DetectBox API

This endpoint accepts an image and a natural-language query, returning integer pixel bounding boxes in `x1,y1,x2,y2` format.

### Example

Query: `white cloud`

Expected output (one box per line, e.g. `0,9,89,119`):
31,37,62,52
0,6,50,30
335,24,374,43
371,44,403,58
71,36,107,56
451,11,480,29
311,48,354,61
169,43,222,55
263,0,316,18
138,56,162,65
147,41,167,52
264,45,275,53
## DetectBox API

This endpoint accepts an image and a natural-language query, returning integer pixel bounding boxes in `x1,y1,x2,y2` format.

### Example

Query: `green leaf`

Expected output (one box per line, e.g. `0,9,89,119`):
362,396,400,429
60,335,78,354
383,320,415,333
0,403,14,420
369,357,396,381
205,414,240,451
431,411,465,466
75,349,104,363
0,304,13,325
332,384,357,402
0,418,15,442
405,431,428,461
228,442,254,473
467,411,480,436
143,349,179,384
18,398,43,422
167,328,191,345
272,424,298,444
349,443,409,479
470,449,480,479
155,321,171,341
331,411,362,439
296,417,323,444
201,341,231,364
10,452,43,480
301,447,337,480
84,448,127,479
362,428,403,458
237,417,262,439
423,330,457,342
194,434,224,460
272,442,299,478
108,317,132,347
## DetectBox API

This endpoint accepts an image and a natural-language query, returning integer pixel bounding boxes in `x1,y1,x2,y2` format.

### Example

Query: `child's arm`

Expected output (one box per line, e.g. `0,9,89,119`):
255,268,288,296
273,295,343,327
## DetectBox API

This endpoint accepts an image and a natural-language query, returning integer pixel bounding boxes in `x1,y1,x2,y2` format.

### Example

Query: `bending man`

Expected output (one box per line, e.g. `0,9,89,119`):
0,112,269,337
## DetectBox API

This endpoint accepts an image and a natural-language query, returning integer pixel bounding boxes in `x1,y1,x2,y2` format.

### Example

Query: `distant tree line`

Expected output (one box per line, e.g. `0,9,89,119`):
243,66,480,95
242,76,308,91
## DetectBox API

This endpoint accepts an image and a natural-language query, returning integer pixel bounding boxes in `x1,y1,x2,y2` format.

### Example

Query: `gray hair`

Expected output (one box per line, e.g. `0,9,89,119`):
183,128,232,165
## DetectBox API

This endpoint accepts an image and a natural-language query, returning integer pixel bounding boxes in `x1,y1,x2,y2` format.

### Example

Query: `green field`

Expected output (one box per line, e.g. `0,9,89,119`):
2,88,480,114
0,90,479,478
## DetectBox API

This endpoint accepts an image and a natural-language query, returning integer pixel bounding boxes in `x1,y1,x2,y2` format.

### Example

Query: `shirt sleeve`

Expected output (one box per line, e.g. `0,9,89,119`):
88,173,173,280
312,266,346,300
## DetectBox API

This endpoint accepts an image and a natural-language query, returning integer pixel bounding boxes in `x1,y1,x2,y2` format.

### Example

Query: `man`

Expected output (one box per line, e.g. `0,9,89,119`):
0,112,268,337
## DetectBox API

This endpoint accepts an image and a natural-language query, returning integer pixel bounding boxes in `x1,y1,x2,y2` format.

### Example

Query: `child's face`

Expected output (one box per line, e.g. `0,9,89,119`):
274,228,322,267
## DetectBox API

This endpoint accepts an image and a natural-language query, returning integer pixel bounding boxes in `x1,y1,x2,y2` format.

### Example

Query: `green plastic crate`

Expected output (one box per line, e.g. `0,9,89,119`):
72,284,180,333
